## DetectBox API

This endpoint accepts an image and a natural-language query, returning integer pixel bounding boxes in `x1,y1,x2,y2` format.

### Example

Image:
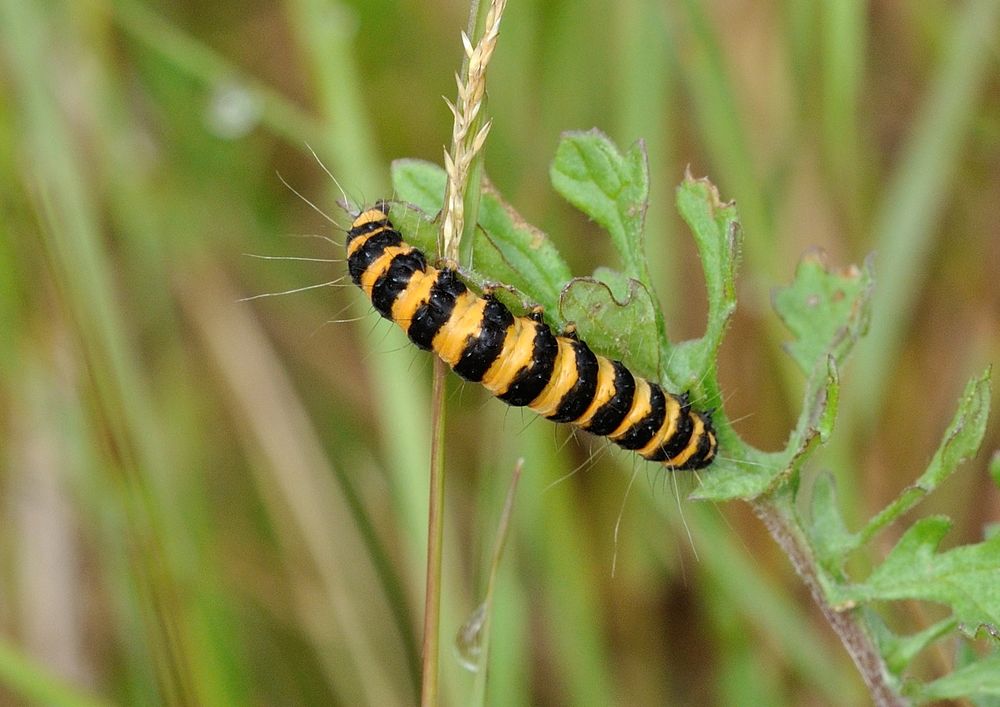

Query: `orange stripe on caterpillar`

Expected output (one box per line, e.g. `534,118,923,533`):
345,203,717,470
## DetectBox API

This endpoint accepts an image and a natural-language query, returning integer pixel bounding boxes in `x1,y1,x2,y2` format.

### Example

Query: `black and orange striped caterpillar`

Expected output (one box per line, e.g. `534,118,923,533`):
346,202,717,471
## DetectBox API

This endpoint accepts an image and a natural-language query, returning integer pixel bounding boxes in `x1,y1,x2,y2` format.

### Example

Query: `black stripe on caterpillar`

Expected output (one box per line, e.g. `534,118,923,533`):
346,202,717,471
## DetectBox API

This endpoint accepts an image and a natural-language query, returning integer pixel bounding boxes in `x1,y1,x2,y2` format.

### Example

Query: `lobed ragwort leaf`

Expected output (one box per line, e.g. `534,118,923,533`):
674,172,741,372
693,354,838,502
390,159,572,320
830,516,1000,640
773,250,873,376
853,368,992,549
806,368,991,571
549,129,651,284
559,271,660,382
908,650,1000,702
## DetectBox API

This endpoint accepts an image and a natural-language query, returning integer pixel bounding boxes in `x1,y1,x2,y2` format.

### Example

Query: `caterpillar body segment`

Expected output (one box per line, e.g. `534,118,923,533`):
346,203,717,471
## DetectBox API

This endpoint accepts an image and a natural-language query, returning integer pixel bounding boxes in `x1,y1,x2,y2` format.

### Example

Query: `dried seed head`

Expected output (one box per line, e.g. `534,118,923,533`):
441,0,508,261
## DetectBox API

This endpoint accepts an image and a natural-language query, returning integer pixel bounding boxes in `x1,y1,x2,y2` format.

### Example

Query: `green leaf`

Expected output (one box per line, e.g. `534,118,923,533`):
476,181,573,317
686,450,782,502
559,273,660,382
772,250,874,376
549,129,650,283
807,472,855,574
391,158,447,216
866,610,956,677
390,161,573,320
797,355,840,448
693,355,838,501
389,159,444,257
589,266,632,302
674,172,742,366
990,450,1000,489
809,368,993,571
855,367,992,547
830,517,1000,639
387,201,438,255
908,650,1000,702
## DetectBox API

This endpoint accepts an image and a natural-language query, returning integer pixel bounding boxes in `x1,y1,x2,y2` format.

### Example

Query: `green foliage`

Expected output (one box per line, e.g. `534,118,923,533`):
549,130,653,285
559,272,661,382
671,172,740,384
913,651,1000,702
393,130,741,391
392,130,997,703
831,517,1000,636
391,159,572,318
772,252,874,376
811,369,993,568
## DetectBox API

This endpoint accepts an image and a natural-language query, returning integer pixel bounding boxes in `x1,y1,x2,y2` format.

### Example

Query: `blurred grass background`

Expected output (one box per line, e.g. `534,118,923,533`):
1,0,999,704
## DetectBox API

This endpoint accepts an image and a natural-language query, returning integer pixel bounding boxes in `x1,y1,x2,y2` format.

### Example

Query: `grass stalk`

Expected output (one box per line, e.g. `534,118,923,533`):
422,1,509,702
470,459,523,705
820,0,866,231
285,0,383,196
0,2,200,701
0,639,111,707
441,0,507,262
421,358,449,706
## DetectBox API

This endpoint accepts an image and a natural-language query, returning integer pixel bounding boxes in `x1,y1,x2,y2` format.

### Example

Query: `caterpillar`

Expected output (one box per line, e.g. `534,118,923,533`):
346,202,717,471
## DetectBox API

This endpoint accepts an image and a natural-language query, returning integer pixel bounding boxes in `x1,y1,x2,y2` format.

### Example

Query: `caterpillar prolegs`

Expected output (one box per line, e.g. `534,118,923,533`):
346,203,717,471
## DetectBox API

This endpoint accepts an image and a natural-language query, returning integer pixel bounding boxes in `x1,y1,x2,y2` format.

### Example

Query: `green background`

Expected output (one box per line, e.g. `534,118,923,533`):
1,0,998,704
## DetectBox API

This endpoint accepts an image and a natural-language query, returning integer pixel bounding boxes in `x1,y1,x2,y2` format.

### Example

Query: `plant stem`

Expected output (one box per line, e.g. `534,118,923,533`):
421,358,449,706
471,459,523,704
750,498,907,707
